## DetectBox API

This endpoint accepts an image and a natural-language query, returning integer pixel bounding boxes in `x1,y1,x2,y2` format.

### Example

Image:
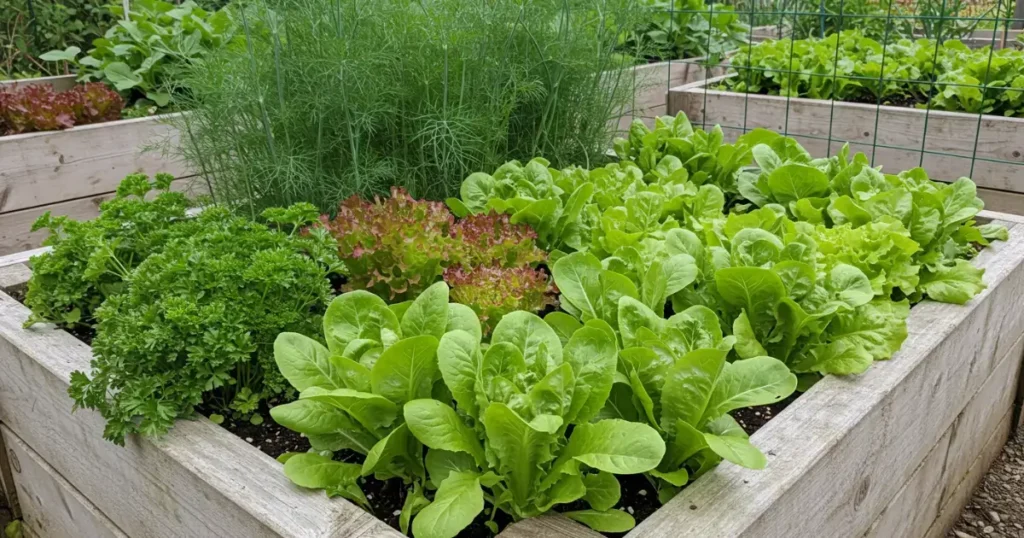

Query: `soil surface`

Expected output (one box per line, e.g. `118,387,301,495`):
732,394,798,436
947,429,1024,538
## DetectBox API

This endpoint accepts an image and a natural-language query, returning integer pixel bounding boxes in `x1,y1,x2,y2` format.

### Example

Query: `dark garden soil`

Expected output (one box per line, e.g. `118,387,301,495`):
947,429,1024,538
732,393,799,435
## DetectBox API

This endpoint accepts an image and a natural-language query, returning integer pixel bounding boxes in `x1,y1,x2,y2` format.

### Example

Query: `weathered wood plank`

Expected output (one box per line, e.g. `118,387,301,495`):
864,331,1023,537
614,58,728,134
1,425,126,538
628,221,1024,538
497,514,603,538
0,75,76,92
923,410,1015,538
0,423,20,519
0,178,202,256
0,250,45,270
0,113,193,214
0,264,30,289
0,266,401,538
668,75,1024,193
978,188,1024,217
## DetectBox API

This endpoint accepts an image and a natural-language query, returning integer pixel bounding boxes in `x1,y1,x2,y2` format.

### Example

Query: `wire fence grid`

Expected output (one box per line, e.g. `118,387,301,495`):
640,0,1024,212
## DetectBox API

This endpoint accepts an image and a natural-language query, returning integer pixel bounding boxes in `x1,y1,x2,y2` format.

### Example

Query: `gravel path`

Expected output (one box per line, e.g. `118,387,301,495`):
947,428,1024,538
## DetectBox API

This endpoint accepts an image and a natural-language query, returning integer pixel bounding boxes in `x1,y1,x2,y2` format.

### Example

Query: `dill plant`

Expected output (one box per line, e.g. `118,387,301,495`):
174,0,645,213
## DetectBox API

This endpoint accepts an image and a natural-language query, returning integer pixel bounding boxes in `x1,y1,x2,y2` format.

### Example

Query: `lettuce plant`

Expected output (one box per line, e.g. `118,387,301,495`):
0,82,123,135
443,265,556,335
725,31,1024,116
270,282,478,515
608,298,796,502
405,312,666,536
735,129,1003,303
321,188,454,300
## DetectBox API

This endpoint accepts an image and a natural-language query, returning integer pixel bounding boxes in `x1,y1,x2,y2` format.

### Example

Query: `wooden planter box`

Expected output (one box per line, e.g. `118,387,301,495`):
0,259,399,538
668,74,1024,215
1,210,1022,537
612,24,790,133
500,210,1024,538
0,75,194,256
615,58,730,132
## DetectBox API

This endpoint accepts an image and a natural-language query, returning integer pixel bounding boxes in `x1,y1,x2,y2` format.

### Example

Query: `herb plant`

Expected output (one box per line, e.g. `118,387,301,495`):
173,0,646,211
68,204,337,444
24,174,190,329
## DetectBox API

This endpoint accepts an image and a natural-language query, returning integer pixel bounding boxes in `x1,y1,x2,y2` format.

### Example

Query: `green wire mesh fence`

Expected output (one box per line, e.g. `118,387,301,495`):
636,0,1024,213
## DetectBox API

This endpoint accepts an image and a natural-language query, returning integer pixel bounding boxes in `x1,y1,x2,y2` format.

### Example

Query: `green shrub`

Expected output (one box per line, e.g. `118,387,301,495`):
173,0,646,213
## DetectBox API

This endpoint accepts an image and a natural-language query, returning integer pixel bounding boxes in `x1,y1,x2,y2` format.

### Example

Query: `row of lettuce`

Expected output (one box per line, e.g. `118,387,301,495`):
724,30,1024,116
23,114,1003,536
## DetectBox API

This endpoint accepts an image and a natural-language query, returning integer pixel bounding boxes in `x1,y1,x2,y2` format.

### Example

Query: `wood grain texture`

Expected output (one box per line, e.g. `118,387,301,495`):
978,187,1024,216
0,264,30,289
0,177,202,256
0,280,401,537
497,514,603,538
864,332,1023,538
923,410,1015,538
615,58,729,133
1,425,126,538
0,113,192,214
627,220,1024,538
668,75,1024,193
0,75,76,92
0,423,20,519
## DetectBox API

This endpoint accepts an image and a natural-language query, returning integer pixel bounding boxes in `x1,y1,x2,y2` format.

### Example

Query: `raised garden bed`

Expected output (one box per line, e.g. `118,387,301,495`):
1,208,1022,538
499,210,1024,538
668,74,1024,215
613,24,789,132
0,75,194,256
0,259,398,538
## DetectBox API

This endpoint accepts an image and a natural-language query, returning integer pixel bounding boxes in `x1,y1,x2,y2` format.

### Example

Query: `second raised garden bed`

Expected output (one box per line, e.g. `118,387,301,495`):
1,209,1022,538
0,75,194,256
668,74,1024,215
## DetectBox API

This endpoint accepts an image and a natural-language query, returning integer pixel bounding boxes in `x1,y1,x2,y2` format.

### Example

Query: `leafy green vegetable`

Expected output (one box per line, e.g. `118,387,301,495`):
403,312,665,536
271,282,478,500
620,0,749,63
42,0,237,109
725,31,1024,117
